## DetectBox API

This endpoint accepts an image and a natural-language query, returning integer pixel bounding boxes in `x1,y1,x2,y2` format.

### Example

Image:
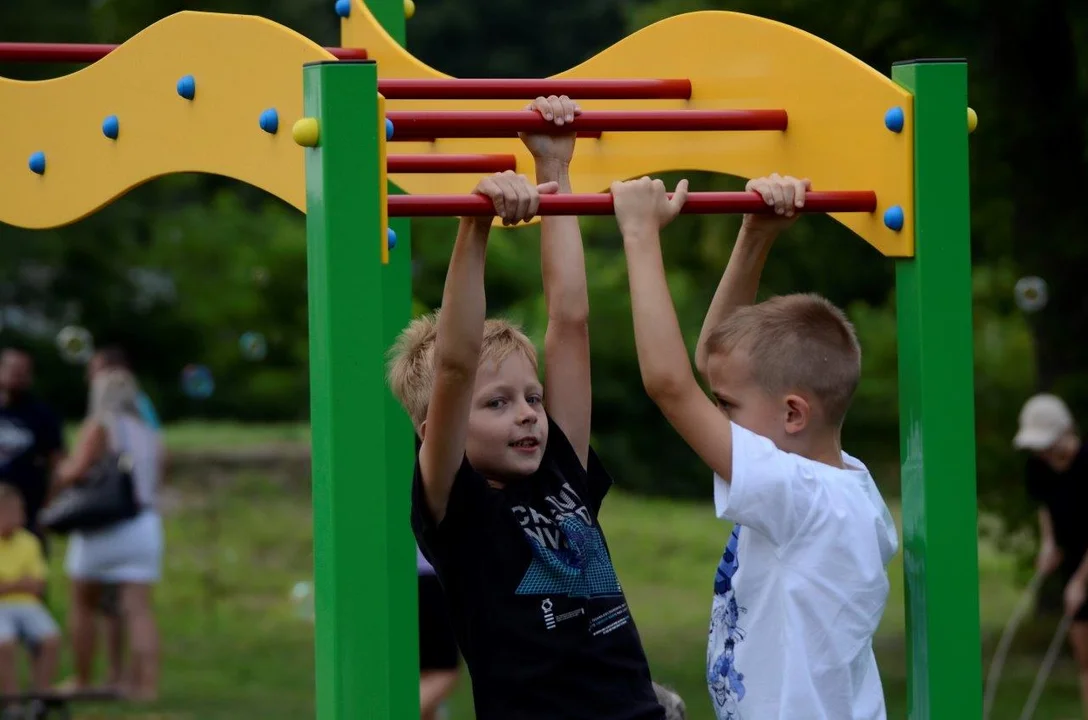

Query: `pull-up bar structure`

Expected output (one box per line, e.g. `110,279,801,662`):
0,2,980,719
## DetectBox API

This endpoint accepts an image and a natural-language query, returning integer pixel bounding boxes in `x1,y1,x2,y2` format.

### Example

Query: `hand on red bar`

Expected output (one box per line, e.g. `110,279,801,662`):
472,171,559,226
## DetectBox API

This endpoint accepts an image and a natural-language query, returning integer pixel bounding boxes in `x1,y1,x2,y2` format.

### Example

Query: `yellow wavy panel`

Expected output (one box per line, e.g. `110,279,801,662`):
0,11,334,230
345,1,914,256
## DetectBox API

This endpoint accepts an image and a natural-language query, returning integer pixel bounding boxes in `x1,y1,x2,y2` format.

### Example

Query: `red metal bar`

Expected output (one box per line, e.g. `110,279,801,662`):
385,110,787,138
377,78,692,100
388,191,877,217
388,132,603,142
387,154,517,173
0,41,367,63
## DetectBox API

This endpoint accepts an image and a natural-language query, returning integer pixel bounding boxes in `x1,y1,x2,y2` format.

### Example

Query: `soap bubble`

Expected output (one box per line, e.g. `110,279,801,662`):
180,364,215,399
290,580,314,622
1014,276,1048,313
55,326,94,364
239,331,267,361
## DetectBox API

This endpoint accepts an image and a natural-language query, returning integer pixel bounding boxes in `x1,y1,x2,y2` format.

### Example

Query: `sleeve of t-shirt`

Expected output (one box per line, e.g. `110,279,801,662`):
542,415,614,515
410,445,492,570
713,422,824,547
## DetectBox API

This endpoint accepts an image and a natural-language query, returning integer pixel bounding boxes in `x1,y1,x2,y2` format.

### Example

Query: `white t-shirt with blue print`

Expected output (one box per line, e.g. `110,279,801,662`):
707,423,899,720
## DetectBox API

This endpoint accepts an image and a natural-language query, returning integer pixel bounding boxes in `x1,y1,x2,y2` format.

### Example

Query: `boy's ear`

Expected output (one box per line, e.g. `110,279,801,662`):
418,419,428,440
783,394,810,435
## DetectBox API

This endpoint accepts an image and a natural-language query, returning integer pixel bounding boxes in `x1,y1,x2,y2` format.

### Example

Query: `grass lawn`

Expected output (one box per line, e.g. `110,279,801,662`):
36,423,1084,719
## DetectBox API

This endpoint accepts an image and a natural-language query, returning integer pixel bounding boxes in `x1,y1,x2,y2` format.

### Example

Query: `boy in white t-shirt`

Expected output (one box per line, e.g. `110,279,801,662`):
610,173,899,720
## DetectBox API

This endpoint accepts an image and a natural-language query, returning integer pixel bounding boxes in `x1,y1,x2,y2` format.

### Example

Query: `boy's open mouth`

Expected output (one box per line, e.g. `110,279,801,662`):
510,437,540,449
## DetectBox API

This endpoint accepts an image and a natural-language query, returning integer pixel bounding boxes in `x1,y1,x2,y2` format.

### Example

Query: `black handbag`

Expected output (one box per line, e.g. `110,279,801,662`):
39,416,141,535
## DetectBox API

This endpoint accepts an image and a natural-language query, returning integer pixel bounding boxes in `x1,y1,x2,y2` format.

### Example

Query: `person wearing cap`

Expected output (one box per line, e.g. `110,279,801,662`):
1016,392,1088,708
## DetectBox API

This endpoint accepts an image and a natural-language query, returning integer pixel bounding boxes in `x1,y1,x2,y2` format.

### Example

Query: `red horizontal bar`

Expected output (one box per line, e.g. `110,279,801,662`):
377,78,692,100
386,110,786,139
388,191,876,217
387,132,603,142
388,154,517,173
0,41,367,62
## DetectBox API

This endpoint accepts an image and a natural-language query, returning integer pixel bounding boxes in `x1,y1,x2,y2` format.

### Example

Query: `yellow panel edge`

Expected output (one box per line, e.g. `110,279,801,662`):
0,11,335,230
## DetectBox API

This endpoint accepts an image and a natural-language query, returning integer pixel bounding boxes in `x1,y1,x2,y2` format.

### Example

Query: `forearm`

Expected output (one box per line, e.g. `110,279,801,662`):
623,228,699,400
420,670,459,715
694,226,776,376
434,218,490,373
537,161,588,325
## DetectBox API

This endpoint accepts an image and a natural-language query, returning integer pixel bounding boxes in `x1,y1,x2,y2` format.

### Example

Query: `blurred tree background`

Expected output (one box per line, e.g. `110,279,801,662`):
1,0,1081,537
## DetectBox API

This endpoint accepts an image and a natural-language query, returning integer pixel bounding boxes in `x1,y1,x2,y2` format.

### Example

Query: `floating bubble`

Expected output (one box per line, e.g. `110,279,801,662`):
239,331,267,361
1015,276,1048,313
55,326,94,364
180,363,215,399
290,580,314,622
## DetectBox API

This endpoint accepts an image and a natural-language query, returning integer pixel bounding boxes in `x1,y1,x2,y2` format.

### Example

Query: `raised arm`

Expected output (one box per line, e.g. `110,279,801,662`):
419,173,557,523
611,177,736,482
694,175,810,379
520,96,592,466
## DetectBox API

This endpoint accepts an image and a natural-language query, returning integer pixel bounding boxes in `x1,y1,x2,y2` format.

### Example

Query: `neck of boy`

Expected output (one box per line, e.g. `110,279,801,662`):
791,430,846,470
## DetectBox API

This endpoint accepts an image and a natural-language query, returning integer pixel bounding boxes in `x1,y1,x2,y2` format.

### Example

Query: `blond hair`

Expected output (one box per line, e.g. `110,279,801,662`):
705,293,861,427
89,368,142,421
386,310,538,428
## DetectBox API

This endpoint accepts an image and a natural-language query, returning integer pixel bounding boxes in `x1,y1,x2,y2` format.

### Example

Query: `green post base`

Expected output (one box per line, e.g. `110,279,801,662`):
892,58,982,720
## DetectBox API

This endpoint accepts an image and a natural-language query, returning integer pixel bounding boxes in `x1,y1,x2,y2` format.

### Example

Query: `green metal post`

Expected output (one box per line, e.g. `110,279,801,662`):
304,59,411,720
892,59,981,720
365,0,419,716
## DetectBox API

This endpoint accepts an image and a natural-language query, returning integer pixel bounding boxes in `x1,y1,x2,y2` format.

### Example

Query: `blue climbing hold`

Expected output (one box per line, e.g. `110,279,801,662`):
883,205,905,231
385,117,394,141
387,227,397,250
176,75,196,100
259,108,279,135
884,106,904,133
28,152,45,175
102,115,120,140
335,0,351,17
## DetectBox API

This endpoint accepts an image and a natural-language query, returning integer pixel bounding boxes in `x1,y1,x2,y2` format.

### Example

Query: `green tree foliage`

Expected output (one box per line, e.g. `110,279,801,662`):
0,0,1080,530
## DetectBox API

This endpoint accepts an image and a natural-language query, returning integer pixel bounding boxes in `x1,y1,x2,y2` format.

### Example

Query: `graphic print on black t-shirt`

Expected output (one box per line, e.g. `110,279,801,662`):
512,481,628,635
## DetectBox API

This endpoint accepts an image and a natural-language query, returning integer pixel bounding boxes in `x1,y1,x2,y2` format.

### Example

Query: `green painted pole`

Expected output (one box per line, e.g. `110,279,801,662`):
304,59,406,720
363,0,419,716
892,59,981,720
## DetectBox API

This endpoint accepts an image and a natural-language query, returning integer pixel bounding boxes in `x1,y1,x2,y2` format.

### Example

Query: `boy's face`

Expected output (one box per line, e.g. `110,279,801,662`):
465,352,549,482
707,350,794,447
0,497,24,535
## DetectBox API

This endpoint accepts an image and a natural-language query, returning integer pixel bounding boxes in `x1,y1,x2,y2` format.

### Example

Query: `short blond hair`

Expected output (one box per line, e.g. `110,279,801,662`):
705,293,861,427
386,310,538,428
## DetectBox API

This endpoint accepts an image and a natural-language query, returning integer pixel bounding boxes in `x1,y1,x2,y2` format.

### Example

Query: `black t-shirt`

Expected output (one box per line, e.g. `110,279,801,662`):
412,416,664,720
0,396,64,529
1026,443,1088,576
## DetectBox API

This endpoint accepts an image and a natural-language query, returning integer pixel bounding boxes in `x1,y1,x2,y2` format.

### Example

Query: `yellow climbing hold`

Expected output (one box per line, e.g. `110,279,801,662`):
293,117,320,147
404,0,415,18
967,107,978,134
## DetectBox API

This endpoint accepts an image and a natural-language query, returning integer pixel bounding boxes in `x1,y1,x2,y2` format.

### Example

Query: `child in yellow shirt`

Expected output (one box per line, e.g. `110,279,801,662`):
0,483,59,697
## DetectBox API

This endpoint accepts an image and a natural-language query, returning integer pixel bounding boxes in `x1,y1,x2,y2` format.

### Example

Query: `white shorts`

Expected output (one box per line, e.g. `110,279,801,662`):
65,511,163,584
0,603,59,644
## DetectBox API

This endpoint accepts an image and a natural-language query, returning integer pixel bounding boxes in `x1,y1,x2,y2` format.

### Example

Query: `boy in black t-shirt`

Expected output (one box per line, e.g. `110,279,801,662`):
388,96,665,720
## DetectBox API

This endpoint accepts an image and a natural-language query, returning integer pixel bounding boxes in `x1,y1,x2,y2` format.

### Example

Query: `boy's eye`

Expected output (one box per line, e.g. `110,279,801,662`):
487,398,507,409
527,394,542,405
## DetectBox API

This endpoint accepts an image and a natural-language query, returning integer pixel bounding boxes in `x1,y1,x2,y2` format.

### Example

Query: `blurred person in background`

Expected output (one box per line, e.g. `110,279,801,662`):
81,346,160,689
54,368,165,701
0,347,64,553
1016,392,1088,714
418,543,460,720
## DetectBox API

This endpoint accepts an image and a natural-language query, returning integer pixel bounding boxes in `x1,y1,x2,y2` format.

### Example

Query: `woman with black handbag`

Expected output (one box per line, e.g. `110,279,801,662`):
48,368,164,701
